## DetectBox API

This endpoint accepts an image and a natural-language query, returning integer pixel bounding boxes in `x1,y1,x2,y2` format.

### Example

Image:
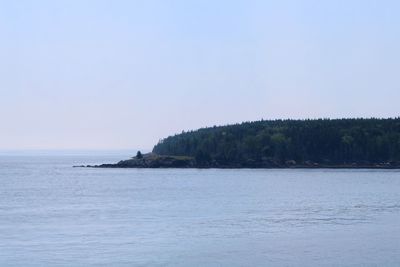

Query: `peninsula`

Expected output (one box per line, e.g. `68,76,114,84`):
88,118,400,169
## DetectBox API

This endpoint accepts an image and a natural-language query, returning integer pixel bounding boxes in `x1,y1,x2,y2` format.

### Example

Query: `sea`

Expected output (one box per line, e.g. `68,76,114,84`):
0,151,399,267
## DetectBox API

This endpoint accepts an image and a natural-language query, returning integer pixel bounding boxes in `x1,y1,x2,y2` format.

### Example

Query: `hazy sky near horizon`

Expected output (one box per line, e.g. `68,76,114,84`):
1,0,400,150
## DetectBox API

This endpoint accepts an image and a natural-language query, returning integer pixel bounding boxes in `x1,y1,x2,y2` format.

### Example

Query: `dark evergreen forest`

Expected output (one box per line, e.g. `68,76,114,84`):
152,118,400,167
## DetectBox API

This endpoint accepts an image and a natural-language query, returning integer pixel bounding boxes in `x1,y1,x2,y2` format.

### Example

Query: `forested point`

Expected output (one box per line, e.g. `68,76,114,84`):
152,118,400,168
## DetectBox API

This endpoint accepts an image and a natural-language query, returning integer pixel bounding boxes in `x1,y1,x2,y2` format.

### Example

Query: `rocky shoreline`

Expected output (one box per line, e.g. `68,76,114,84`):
75,153,400,169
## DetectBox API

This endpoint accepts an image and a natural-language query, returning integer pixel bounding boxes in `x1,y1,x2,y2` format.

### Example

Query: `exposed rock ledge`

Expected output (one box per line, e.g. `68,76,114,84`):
74,153,400,169
81,153,196,168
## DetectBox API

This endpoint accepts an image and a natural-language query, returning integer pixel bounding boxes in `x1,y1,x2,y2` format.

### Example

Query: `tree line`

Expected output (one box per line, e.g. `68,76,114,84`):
152,118,400,166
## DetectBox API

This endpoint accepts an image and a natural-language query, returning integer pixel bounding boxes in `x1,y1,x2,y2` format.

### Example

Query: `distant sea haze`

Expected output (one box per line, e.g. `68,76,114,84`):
0,149,145,157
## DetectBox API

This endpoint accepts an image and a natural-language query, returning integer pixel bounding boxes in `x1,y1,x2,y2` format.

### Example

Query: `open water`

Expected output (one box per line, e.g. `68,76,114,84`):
0,152,399,266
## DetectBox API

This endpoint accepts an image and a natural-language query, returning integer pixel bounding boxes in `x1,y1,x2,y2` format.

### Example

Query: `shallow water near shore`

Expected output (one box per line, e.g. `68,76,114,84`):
1,152,400,267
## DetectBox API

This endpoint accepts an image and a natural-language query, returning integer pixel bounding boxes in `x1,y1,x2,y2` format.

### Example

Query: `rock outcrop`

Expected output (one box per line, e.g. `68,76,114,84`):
90,153,196,168
79,152,400,169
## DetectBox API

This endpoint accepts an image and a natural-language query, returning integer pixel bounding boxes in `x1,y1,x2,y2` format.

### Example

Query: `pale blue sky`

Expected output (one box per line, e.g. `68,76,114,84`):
1,0,399,150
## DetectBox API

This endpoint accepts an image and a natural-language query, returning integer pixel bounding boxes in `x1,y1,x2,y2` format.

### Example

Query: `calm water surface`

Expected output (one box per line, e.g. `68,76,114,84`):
0,153,399,266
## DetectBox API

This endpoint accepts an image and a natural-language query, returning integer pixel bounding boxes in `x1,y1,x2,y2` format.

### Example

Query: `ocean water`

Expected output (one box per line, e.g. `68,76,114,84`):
0,152,400,267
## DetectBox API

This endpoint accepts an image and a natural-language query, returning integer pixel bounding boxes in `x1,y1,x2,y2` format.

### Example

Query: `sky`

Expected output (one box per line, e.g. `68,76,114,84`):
1,0,399,150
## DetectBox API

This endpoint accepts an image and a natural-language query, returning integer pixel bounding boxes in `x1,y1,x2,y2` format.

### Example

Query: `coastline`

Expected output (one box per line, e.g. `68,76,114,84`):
75,154,400,169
